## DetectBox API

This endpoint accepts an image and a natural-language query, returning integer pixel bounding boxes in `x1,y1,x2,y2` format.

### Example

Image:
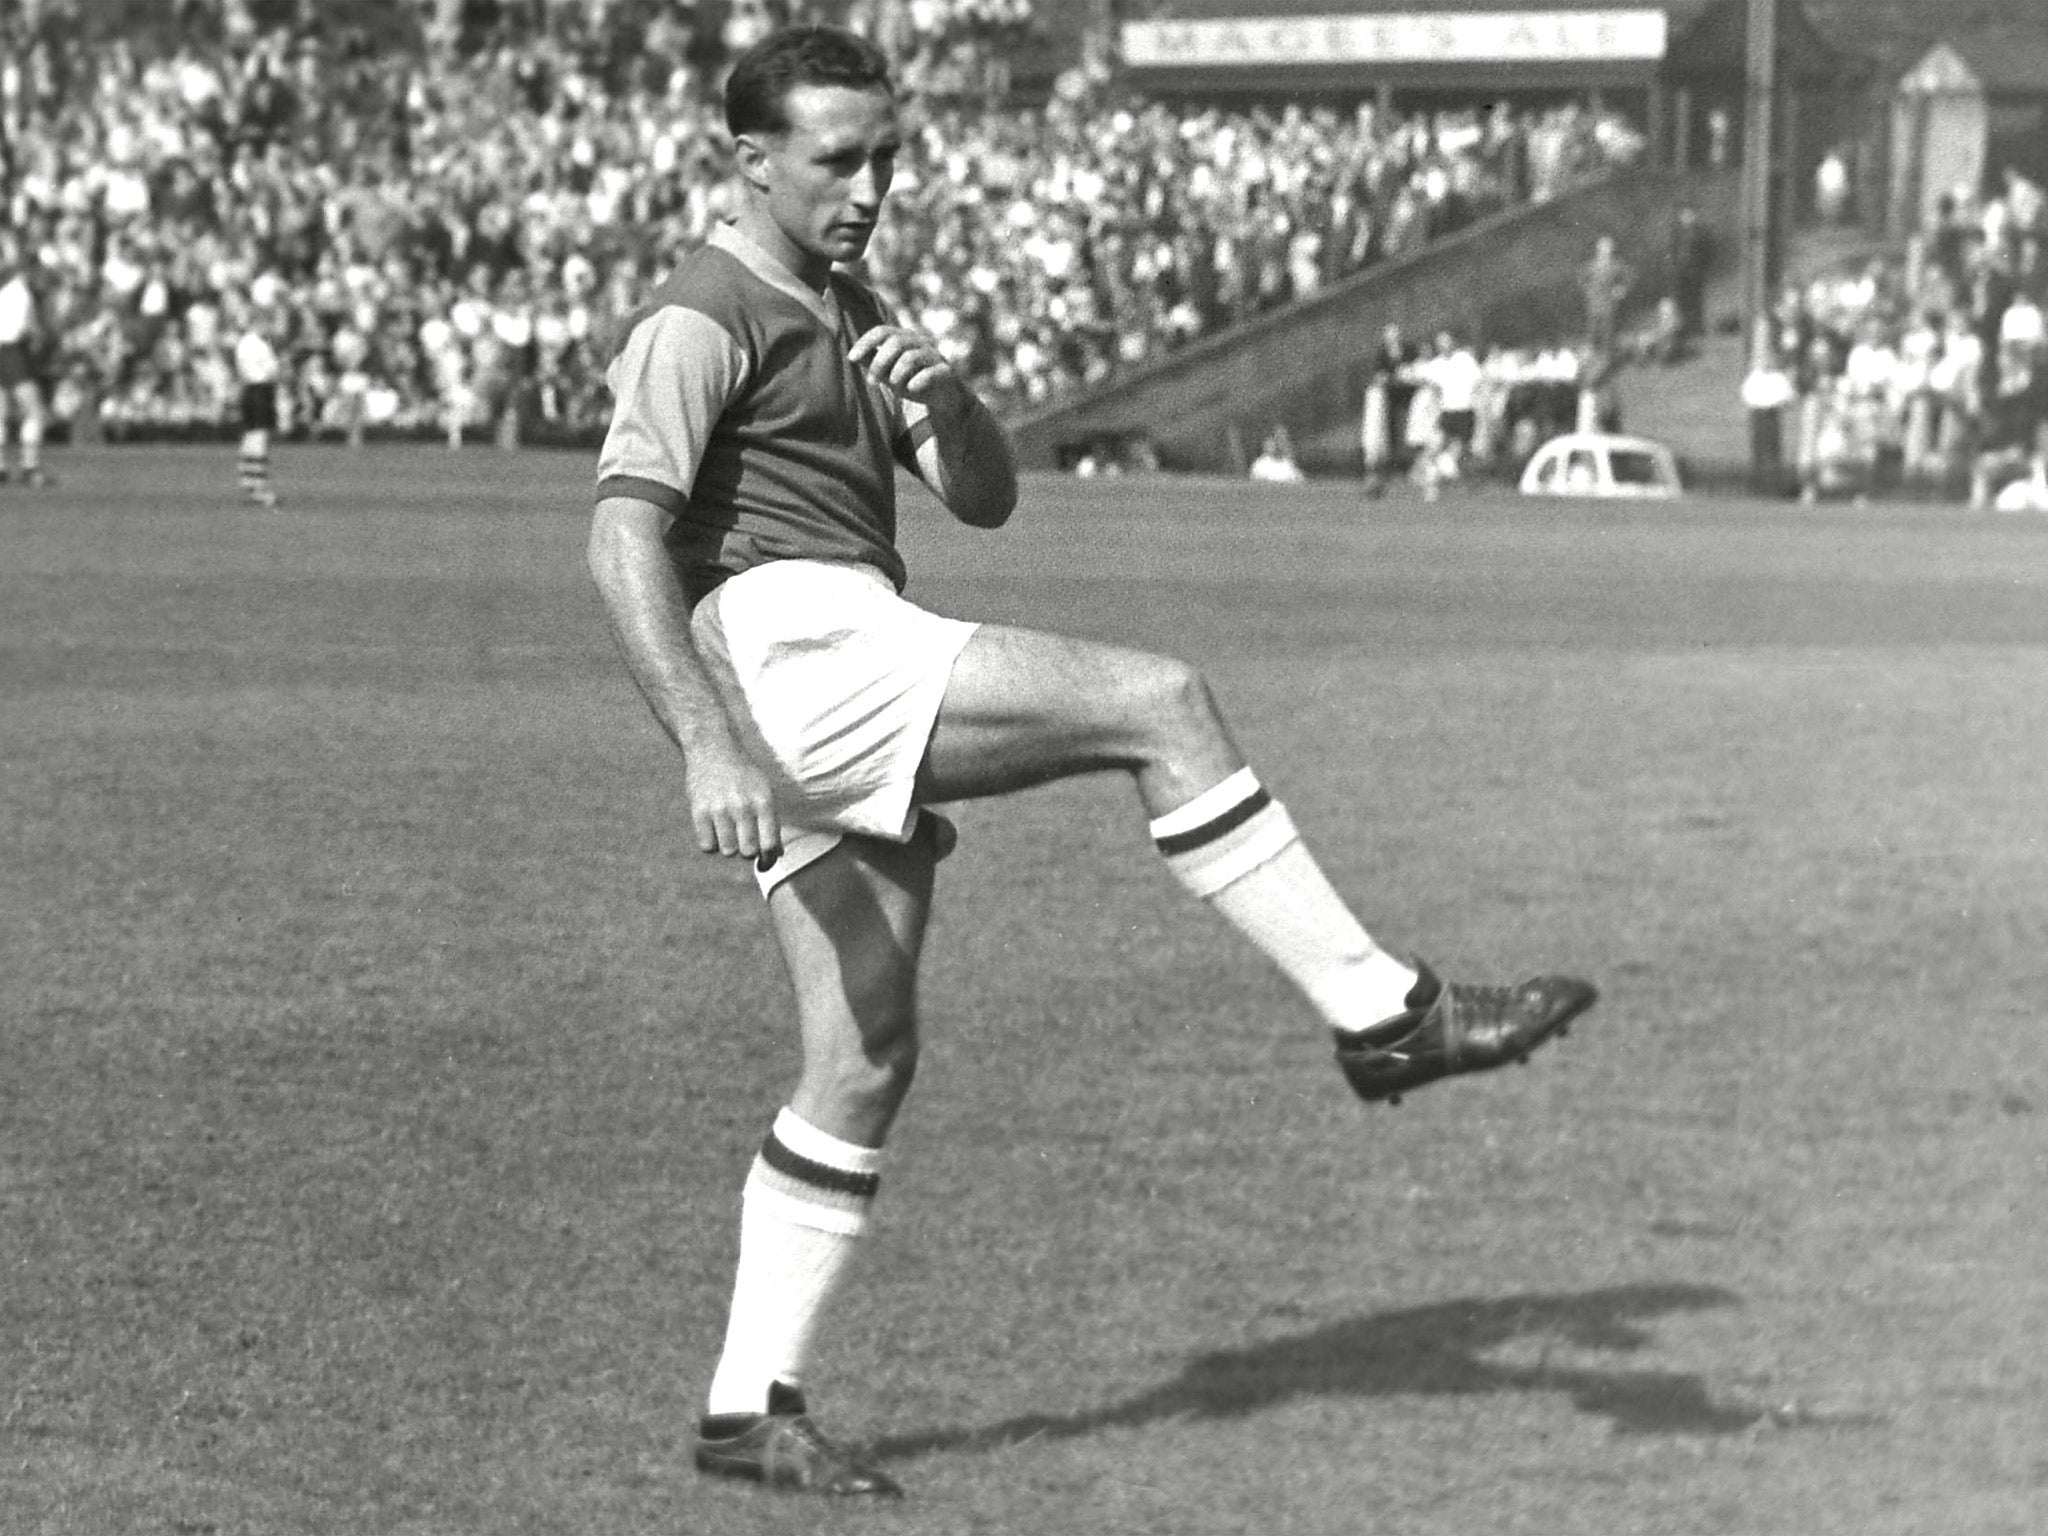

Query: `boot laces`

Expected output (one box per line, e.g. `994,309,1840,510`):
1450,981,1523,1018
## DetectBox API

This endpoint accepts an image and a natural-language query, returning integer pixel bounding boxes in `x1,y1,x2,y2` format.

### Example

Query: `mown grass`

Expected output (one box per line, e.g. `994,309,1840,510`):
3,447,2044,1535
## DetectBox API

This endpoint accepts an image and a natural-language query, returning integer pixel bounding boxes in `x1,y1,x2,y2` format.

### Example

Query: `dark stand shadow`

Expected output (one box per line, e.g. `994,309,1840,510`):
876,1282,1764,1461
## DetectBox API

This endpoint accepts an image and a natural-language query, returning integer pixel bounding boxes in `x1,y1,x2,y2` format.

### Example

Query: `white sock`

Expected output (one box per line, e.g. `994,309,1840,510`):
238,431,271,499
704,1108,883,1417
1151,769,1419,1035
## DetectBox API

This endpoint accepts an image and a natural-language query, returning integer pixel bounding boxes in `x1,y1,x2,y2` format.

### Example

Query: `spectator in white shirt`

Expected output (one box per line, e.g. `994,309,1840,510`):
1408,332,1482,501
1249,425,1306,483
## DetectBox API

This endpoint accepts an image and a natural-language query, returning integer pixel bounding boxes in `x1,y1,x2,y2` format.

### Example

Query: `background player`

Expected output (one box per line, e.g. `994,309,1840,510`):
232,297,284,509
0,236,55,488
586,24,1596,1501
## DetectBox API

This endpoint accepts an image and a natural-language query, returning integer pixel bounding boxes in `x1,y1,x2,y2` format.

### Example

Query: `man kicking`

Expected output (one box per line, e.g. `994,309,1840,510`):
585,24,1596,1500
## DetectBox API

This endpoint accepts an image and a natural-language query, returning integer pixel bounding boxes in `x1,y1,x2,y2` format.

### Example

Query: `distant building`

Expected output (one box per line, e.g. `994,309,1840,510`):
1881,31,2048,234
1778,0,2048,231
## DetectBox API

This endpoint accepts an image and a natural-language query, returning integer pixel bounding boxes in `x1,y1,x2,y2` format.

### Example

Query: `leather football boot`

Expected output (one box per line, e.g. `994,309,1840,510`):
694,1383,902,1498
1335,961,1596,1105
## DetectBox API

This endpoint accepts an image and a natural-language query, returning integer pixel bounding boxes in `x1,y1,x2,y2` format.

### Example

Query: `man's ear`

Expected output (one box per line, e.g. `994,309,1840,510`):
732,132,775,193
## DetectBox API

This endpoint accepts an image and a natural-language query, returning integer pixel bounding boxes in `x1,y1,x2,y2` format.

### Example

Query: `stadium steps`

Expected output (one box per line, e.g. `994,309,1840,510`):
1611,332,1753,480
1005,166,1743,476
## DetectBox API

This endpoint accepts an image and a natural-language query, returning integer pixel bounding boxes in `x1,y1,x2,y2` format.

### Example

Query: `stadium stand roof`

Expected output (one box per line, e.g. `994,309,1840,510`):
1800,0,2048,85
1940,30,2048,98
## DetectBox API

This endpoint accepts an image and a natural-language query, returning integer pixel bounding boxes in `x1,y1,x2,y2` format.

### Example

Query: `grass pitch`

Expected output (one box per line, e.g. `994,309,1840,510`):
3,447,2044,1535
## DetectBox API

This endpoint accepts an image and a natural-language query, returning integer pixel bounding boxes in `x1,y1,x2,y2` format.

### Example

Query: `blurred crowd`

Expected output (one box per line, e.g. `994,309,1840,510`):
0,0,1645,445
1743,168,2047,509
872,95,1640,412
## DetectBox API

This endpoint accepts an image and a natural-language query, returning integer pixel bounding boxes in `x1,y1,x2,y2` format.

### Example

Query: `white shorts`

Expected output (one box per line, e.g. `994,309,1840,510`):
689,559,979,896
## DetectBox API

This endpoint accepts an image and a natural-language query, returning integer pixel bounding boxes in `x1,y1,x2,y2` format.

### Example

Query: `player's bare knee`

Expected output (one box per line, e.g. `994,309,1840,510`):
812,1016,918,1114
1124,653,1224,756
860,1027,919,1103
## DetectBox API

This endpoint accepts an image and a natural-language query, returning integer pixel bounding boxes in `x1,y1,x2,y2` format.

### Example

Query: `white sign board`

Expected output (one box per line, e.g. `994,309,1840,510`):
1121,10,1669,68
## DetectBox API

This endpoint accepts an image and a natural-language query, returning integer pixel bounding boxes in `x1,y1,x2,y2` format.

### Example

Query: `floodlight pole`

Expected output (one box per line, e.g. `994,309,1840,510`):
1739,0,1780,341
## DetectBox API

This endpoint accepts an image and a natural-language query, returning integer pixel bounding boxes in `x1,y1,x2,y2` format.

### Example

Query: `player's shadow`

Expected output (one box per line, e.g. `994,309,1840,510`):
874,1282,1761,1461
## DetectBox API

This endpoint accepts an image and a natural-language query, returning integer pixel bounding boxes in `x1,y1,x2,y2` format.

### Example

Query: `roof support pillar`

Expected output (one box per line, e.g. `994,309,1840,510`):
1740,0,1780,335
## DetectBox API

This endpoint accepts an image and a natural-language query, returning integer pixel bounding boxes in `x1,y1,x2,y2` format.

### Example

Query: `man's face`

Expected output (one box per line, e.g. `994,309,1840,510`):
738,83,900,279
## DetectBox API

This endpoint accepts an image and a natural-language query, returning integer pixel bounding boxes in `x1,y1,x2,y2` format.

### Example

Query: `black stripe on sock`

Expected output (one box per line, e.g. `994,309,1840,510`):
760,1130,880,1200
1153,787,1272,858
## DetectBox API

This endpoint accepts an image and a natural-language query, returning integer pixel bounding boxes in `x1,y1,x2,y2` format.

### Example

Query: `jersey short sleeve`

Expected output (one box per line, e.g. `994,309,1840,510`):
597,305,751,516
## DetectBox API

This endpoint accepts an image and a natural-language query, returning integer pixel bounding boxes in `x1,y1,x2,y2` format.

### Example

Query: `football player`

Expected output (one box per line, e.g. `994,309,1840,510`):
586,24,1597,1500
0,236,54,488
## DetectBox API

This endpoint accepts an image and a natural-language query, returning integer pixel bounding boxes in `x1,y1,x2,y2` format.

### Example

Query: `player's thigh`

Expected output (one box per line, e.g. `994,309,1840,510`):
767,831,937,1064
919,621,1232,802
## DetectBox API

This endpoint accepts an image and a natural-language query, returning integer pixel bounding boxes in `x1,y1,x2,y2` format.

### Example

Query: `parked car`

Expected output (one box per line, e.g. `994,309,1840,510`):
1519,432,1683,499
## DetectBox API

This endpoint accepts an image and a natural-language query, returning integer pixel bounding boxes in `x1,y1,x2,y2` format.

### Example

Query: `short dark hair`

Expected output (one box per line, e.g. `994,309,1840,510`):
723,25,894,140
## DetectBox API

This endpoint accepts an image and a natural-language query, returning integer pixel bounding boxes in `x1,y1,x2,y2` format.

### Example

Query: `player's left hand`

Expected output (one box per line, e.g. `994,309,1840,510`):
849,324,964,407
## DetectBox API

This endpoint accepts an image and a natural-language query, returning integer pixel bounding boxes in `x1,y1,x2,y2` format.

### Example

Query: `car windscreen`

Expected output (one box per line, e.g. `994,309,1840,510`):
1609,450,1667,486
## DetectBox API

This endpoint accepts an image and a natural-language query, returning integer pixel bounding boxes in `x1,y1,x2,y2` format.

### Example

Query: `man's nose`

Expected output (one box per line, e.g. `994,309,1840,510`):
849,158,886,207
